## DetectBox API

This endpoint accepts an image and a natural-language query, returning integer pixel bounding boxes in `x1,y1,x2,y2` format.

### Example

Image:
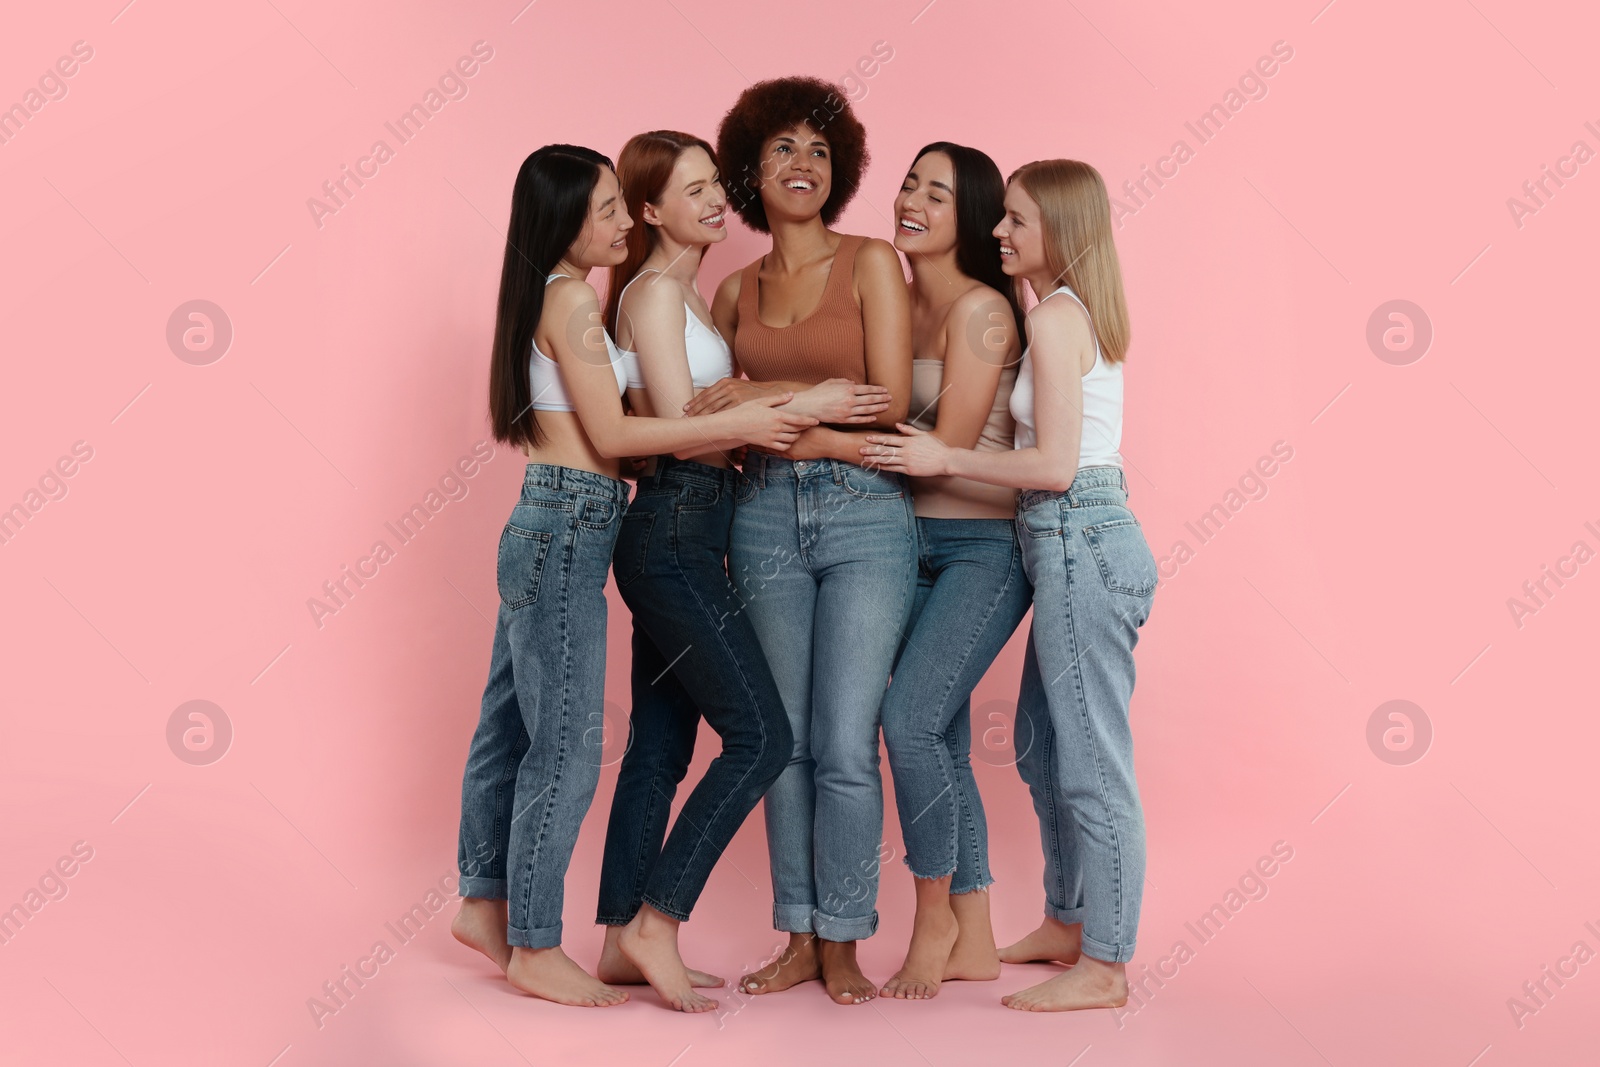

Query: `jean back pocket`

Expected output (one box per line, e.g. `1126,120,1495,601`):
1081,517,1157,597
612,509,654,588
497,525,554,609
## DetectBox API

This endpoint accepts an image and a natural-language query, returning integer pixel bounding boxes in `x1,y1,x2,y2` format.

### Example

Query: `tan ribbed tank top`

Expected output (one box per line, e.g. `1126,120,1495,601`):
734,234,868,383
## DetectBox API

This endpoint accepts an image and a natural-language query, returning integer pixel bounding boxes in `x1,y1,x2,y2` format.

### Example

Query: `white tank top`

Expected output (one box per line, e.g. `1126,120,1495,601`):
1009,284,1123,468
530,274,628,412
613,269,733,391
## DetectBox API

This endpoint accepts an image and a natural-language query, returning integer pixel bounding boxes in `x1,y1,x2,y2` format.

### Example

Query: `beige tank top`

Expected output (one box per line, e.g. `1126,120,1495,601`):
905,358,1019,518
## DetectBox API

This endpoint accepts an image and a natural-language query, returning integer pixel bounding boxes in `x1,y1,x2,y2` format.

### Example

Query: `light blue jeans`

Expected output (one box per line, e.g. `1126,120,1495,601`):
881,518,1031,894
729,454,918,941
456,463,630,949
1014,465,1156,964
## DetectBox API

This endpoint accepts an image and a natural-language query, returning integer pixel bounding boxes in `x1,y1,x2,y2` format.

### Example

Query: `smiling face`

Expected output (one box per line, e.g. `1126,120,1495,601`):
569,165,634,269
894,150,958,256
994,180,1046,279
644,145,728,247
756,123,832,225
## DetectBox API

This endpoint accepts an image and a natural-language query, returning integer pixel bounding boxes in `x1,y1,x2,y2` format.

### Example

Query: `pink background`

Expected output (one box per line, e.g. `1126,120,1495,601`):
3,1,1597,1064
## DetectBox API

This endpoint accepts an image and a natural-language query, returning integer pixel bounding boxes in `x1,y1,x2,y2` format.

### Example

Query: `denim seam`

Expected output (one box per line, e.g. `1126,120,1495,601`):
1040,697,1066,910
1060,522,1128,958
652,526,777,914
514,522,575,933
912,551,1012,883
485,737,521,882
957,541,1025,886
620,683,678,917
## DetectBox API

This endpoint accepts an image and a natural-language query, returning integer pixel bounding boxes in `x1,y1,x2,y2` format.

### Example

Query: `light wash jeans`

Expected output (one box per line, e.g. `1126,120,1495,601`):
881,518,1031,894
1014,465,1156,963
729,454,918,941
456,463,630,949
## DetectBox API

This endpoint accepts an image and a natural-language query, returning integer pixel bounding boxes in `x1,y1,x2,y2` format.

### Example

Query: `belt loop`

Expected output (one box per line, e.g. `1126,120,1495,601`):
756,453,767,490
830,459,843,486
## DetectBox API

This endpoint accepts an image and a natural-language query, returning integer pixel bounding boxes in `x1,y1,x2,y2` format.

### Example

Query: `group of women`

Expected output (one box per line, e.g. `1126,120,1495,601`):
449,75,1159,1015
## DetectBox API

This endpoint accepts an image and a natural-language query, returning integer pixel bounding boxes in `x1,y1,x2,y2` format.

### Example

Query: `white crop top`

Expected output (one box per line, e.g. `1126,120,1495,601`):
530,274,628,411
1009,284,1123,468
613,269,733,391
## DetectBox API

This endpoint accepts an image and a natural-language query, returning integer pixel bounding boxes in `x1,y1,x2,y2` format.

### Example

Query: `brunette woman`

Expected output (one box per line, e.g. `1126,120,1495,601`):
874,143,1029,1001
685,76,916,1005
450,144,815,1008
591,130,886,1013
864,159,1157,1012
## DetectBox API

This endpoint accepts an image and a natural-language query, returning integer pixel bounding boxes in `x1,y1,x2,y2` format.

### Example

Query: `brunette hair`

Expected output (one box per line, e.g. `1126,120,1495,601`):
715,75,868,233
1009,159,1130,363
907,141,1026,339
604,130,719,335
488,143,613,449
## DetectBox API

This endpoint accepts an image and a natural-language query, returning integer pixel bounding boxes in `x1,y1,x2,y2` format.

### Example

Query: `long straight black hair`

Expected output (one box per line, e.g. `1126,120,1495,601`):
489,143,614,450
907,141,1026,339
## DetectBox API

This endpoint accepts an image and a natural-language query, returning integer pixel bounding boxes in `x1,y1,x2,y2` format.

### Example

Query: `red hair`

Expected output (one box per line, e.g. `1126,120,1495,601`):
604,130,718,334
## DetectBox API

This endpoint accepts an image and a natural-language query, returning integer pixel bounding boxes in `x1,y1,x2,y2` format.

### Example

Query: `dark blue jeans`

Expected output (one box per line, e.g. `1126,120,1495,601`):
596,458,792,924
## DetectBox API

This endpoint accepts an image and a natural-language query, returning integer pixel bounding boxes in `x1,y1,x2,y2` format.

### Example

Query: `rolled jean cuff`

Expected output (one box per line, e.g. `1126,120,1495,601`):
640,893,692,923
814,908,878,942
506,919,562,949
594,911,635,928
773,903,815,934
1045,901,1087,927
458,875,507,900
1080,930,1136,964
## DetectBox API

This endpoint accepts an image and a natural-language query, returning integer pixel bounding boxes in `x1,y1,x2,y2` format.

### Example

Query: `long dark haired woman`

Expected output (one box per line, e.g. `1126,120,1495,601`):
450,143,814,1008
685,76,916,1006
865,159,1157,1012
875,142,1029,1000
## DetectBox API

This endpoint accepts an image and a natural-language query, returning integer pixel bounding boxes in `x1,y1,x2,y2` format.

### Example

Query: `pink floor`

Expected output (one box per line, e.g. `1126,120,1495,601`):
3,1,1597,1064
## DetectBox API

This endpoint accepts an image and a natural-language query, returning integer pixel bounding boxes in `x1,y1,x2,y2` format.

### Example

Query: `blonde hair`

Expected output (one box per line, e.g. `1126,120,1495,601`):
1010,159,1130,363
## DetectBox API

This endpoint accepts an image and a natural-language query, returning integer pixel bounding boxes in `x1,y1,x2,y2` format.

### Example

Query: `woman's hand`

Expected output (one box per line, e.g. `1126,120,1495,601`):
719,394,819,453
791,378,892,423
684,378,776,417
861,423,951,477
748,426,830,461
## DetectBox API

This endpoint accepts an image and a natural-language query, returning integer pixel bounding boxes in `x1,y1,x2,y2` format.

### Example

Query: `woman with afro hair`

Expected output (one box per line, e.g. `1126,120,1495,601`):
684,75,915,1005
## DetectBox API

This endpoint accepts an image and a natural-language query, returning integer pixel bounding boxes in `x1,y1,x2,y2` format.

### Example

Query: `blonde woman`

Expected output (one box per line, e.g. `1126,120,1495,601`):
864,159,1157,1012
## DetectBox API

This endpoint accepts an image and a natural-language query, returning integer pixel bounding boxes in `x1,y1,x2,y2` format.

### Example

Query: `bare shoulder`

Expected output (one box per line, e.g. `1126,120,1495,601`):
544,274,600,315
623,270,687,317
852,235,903,276
944,283,1019,360
714,264,748,304
949,283,1015,326
1029,290,1092,339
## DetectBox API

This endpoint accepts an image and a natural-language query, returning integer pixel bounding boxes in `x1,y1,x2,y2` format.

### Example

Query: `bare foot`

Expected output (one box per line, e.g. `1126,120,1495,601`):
1001,955,1128,1012
506,945,629,1007
881,886,958,1000
740,933,820,995
998,916,1082,966
597,924,724,988
819,939,877,1005
451,897,512,972
616,906,721,1013
944,888,1001,982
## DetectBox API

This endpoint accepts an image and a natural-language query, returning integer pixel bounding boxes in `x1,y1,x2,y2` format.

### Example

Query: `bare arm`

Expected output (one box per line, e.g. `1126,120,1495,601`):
924,289,1018,449
853,237,913,429
863,298,1091,492
626,276,720,461
546,279,813,457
